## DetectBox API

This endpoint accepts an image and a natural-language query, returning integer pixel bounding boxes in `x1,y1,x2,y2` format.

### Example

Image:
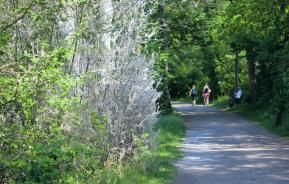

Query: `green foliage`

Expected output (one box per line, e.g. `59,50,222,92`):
213,96,229,109
149,1,217,99
155,115,185,137
0,114,109,183
1,124,72,183
0,39,73,121
152,0,289,133
214,97,289,138
96,114,186,184
0,0,187,183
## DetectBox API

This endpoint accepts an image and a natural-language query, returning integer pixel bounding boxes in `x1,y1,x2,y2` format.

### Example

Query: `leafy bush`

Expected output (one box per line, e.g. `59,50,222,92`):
0,121,108,183
96,114,186,184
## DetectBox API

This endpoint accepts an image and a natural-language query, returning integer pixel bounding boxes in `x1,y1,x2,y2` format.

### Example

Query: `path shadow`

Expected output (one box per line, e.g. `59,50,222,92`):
173,103,289,184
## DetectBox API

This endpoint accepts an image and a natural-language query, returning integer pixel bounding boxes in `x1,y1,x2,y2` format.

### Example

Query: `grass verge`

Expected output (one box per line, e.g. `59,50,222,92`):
172,97,191,103
214,97,289,138
99,114,186,184
172,96,204,105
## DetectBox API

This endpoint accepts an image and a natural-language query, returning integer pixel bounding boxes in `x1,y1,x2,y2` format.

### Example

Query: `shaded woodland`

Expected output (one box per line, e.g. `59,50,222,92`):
1,0,289,183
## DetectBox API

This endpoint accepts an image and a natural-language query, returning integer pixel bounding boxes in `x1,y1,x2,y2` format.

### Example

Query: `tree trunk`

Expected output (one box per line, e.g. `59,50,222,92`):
246,47,257,103
100,0,113,50
157,0,172,114
234,52,239,88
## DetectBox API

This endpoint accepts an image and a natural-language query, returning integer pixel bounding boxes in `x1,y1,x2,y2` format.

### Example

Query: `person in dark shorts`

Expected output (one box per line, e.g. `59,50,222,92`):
190,84,197,105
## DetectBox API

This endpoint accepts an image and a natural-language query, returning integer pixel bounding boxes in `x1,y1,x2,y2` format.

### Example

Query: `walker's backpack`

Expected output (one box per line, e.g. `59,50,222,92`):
191,88,197,95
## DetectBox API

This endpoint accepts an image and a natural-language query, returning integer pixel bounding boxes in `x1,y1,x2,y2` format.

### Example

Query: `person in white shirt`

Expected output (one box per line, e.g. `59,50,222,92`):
234,87,243,104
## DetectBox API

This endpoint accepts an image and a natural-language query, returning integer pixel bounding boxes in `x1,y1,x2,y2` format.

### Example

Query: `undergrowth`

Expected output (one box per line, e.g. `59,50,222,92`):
214,97,289,138
98,114,186,184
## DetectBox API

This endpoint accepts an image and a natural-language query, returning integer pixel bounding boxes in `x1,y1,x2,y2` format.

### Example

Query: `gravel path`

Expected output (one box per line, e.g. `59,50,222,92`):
173,103,289,184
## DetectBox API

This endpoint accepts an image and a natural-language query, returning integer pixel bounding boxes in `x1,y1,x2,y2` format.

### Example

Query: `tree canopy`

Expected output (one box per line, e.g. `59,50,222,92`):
1,0,289,183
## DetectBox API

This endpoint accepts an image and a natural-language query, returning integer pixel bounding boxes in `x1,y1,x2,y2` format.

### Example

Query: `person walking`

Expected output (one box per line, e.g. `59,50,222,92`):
190,84,197,106
234,87,243,104
202,83,211,106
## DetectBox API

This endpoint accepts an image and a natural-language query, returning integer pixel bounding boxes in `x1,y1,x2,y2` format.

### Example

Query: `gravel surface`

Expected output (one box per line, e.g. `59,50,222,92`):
173,103,289,184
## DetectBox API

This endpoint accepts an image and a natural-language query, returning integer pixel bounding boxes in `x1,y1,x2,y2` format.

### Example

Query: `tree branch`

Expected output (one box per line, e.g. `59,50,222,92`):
0,1,34,33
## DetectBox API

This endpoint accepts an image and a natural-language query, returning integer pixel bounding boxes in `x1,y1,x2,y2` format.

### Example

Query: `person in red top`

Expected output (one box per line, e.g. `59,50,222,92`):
202,83,211,106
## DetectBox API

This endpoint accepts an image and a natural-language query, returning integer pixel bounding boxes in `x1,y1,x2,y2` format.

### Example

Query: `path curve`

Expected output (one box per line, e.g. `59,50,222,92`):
173,103,289,184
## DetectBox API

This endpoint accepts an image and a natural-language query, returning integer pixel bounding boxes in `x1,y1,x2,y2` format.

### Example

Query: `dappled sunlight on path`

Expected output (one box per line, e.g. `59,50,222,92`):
173,103,289,184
